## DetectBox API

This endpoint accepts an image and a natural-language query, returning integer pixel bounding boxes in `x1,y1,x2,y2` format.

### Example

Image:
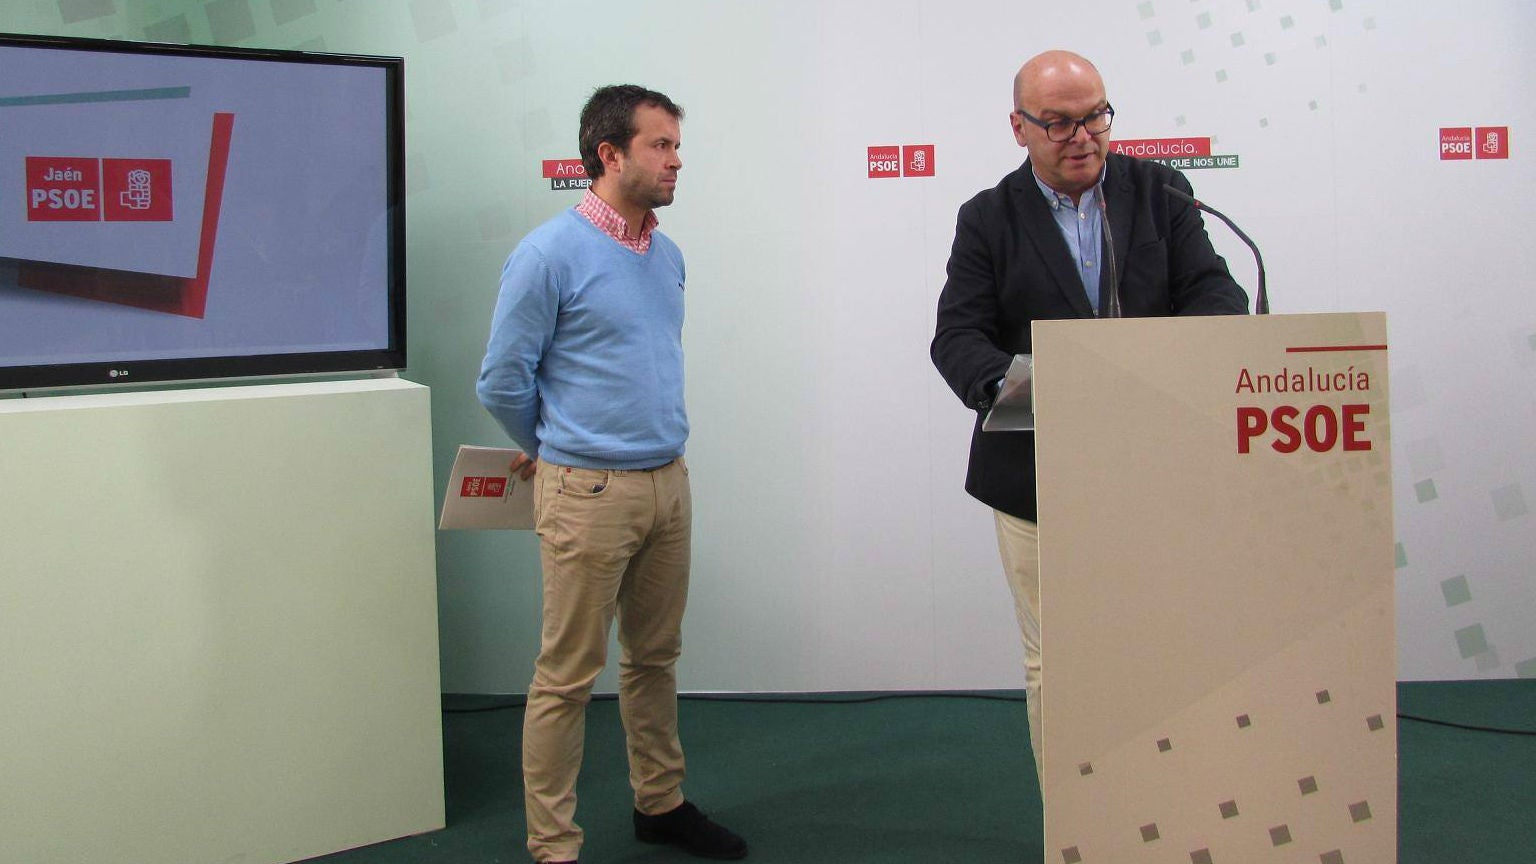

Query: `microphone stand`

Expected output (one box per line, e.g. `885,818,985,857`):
1164,183,1268,314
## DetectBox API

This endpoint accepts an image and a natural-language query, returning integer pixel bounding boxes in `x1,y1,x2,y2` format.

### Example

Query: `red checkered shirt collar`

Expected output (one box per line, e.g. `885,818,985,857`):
576,189,658,254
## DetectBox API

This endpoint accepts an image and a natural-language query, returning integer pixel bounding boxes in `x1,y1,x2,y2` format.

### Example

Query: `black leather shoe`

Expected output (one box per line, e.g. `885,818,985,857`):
634,801,748,860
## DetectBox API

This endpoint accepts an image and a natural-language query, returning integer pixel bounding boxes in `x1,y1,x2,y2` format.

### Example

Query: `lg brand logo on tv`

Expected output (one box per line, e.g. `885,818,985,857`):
1440,126,1509,160
868,144,936,179
26,156,173,222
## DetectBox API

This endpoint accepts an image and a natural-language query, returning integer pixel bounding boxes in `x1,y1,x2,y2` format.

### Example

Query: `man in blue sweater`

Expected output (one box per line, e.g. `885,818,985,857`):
478,85,747,864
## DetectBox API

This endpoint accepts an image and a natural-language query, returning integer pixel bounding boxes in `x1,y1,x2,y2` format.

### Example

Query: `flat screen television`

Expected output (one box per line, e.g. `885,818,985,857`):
0,32,405,393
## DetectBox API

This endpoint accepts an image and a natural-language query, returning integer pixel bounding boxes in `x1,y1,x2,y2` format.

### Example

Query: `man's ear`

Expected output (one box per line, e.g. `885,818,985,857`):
1010,113,1030,149
597,140,625,175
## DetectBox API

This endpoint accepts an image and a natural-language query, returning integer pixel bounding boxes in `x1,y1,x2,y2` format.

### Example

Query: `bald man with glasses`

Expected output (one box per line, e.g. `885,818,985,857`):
930,49,1249,781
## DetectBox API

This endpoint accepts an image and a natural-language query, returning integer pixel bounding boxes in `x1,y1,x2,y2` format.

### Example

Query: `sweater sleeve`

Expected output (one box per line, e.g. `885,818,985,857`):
476,242,558,457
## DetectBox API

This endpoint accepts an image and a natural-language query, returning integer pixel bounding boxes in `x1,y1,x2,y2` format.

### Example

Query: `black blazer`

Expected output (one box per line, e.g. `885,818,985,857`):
931,153,1249,521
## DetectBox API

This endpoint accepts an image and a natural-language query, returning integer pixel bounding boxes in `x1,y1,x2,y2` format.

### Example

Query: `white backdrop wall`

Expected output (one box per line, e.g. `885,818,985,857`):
7,0,1532,688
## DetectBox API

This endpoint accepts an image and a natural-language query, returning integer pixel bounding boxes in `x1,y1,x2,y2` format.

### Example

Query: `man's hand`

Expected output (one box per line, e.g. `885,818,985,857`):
511,451,537,481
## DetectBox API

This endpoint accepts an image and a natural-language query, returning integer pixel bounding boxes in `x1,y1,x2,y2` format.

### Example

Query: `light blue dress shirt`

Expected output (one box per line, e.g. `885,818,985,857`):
1032,168,1107,313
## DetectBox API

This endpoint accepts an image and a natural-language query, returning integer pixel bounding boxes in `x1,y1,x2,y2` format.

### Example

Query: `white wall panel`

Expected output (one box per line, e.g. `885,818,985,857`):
3,0,1531,689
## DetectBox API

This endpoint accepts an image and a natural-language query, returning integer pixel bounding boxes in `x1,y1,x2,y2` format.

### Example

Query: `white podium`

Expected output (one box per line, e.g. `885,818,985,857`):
1034,313,1396,864
0,378,445,864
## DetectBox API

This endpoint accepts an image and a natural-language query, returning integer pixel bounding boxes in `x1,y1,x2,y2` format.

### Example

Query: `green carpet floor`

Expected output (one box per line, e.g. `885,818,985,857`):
310,682,1535,864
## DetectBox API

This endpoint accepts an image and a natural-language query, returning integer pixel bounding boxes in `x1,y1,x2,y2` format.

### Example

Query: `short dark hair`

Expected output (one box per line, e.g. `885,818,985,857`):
578,84,684,180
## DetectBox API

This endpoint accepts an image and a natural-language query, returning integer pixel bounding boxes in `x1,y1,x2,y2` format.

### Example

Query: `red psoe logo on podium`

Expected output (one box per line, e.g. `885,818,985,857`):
1234,343,1387,455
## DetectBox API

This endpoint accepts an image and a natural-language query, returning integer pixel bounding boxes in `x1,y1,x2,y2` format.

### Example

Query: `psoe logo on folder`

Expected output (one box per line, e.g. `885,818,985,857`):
460,476,508,499
25,155,173,222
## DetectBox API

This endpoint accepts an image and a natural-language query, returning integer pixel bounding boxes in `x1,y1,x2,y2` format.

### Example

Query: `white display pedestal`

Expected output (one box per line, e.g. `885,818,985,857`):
0,378,445,864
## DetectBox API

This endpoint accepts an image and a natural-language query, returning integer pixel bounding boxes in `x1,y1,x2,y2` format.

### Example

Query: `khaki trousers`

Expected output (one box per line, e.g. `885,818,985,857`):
523,457,691,862
994,510,1043,782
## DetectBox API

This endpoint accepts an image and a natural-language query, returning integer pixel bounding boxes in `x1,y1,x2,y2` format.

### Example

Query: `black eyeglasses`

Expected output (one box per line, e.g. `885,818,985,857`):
1014,104,1115,143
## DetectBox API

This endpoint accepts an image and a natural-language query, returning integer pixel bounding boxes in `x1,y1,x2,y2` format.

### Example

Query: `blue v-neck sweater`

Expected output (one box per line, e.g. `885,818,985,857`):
477,209,688,470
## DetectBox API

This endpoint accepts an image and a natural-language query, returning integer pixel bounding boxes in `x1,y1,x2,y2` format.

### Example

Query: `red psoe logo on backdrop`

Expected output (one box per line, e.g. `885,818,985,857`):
902,144,935,177
1439,127,1474,160
1475,126,1509,159
868,146,901,178
26,156,101,221
542,158,591,191
102,158,173,221
1111,137,1213,158
1113,136,1239,170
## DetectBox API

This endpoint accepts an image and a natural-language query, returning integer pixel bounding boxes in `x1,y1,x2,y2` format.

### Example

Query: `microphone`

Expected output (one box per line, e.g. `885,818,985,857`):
1163,183,1268,315
1098,184,1121,318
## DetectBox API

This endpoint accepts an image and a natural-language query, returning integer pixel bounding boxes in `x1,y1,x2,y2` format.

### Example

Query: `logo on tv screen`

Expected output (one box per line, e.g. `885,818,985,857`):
25,155,173,222
25,156,101,221
104,159,173,220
